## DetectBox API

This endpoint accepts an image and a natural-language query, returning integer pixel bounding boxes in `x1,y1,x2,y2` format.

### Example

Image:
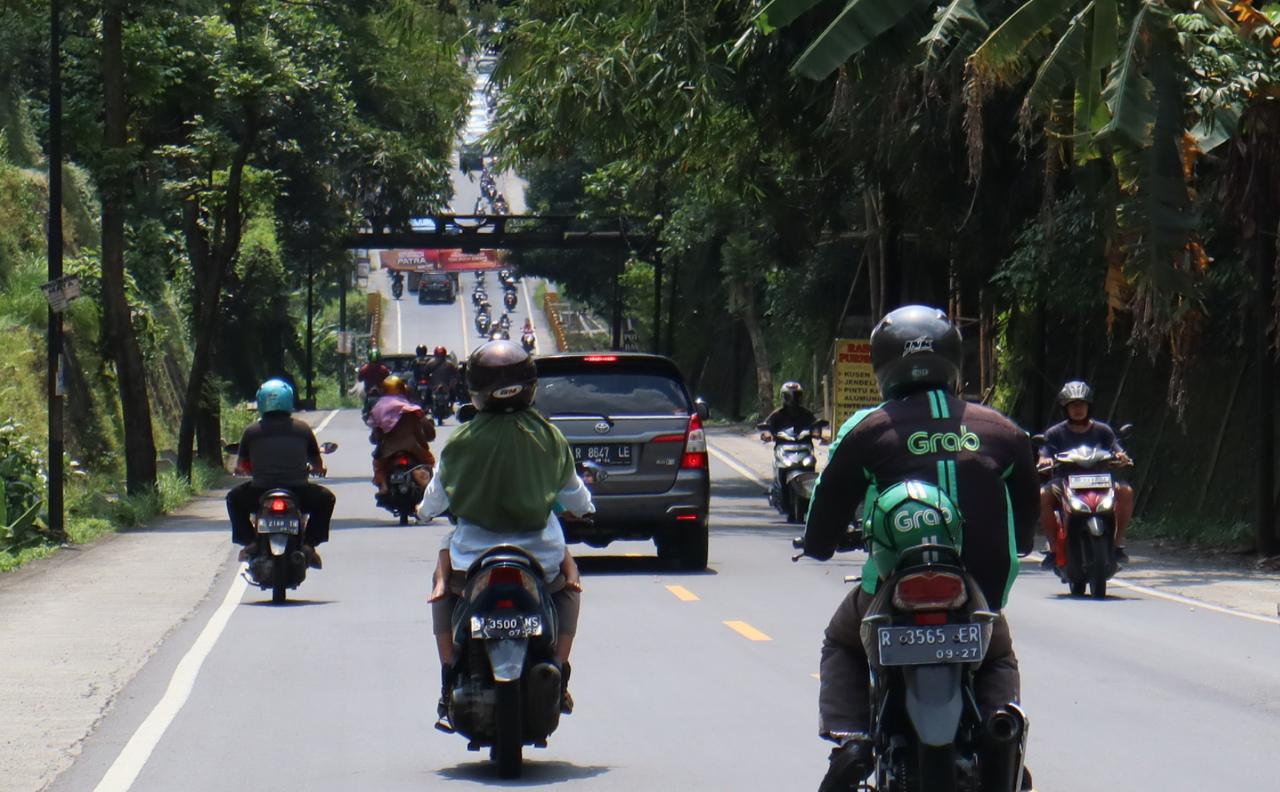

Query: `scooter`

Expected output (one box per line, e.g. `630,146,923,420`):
476,313,491,336
378,451,430,526
503,290,517,311
444,547,567,778
1034,436,1133,599
520,332,537,353
759,420,828,523
431,386,454,426
230,441,338,604
391,276,403,300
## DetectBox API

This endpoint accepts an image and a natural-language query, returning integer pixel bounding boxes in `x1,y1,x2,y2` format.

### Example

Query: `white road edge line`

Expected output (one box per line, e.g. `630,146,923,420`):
395,292,403,354
707,444,770,491
1026,553,1280,626
94,419,339,791
458,281,471,357
520,278,538,346
314,408,340,434
93,573,248,792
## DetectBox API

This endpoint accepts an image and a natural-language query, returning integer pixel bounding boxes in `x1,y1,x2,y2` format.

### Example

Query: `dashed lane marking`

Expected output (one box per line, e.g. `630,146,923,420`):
666,585,700,602
706,445,770,491
624,552,643,558
458,285,471,357
314,409,340,434
724,620,772,641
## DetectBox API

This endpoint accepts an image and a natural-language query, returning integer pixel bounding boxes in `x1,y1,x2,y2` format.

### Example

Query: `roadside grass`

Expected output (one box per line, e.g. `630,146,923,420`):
1127,514,1254,553
0,463,221,573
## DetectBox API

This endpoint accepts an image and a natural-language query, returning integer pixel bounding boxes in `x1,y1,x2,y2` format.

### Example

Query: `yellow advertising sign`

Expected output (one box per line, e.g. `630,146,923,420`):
832,338,880,430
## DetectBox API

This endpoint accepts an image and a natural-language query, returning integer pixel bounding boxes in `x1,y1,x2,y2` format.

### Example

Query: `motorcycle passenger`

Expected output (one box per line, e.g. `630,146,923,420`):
801,306,1039,791
227,379,334,570
420,340,592,730
1038,381,1134,566
369,375,436,496
357,348,391,395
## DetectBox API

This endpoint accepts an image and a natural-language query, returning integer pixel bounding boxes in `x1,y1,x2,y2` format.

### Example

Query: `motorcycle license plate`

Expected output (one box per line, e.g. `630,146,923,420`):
573,444,632,466
1068,473,1112,489
470,614,543,639
877,624,985,667
258,517,299,534
389,472,410,484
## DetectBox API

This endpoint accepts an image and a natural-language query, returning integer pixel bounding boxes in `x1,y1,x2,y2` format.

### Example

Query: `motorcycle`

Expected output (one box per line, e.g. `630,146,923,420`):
391,275,404,300
520,332,537,353
379,451,430,526
230,441,337,604
361,386,382,424
472,289,488,308
503,290,517,311
489,327,510,341
416,377,433,407
498,313,511,330
444,547,564,778
758,420,828,523
476,313,491,336
791,531,1028,790
1034,435,1133,599
431,385,454,426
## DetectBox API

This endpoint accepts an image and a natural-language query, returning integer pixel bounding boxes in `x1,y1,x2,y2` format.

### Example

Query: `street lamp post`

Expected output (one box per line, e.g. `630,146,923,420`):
47,0,64,537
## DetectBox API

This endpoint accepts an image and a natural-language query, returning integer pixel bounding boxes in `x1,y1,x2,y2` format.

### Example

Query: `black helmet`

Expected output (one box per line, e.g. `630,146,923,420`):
1057,380,1094,414
415,344,427,357
467,340,536,412
870,305,962,399
780,381,803,407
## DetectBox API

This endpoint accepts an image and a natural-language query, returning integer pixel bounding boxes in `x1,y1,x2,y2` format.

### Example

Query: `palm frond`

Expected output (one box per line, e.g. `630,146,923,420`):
756,0,828,31
920,0,990,68
969,0,1078,86
1097,3,1157,148
790,0,925,81
1022,4,1092,122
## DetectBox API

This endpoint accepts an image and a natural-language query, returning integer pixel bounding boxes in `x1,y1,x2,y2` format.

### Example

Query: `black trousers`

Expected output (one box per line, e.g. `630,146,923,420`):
226,482,335,547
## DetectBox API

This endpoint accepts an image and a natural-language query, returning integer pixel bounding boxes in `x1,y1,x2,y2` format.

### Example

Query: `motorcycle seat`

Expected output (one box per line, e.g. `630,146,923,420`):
466,545,548,580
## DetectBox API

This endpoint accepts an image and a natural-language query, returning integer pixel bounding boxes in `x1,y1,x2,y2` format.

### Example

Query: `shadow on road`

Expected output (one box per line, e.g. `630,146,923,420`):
436,760,610,785
712,479,769,499
241,598,337,608
575,555,718,577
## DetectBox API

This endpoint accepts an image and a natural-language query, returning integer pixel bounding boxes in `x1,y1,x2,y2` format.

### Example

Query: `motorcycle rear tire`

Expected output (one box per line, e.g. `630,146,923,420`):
914,744,957,792
1089,534,1109,599
272,571,287,604
399,512,409,526
1068,580,1086,597
494,680,523,778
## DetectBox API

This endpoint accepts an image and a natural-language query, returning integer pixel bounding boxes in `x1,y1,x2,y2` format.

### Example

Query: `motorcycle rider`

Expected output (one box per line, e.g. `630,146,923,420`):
227,379,334,570
801,305,1039,791
761,381,818,440
419,340,593,731
426,346,459,395
1038,380,1134,566
368,375,436,497
357,348,391,395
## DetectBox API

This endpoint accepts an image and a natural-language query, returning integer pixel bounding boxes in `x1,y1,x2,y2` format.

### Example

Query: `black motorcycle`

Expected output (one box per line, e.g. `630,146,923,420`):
472,289,487,308
391,277,403,300
520,332,536,353
431,385,454,426
476,312,491,336
793,535,1029,791
503,290,517,310
379,451,429,526
444,547,566,778
759,420,828,523
233,441,337,604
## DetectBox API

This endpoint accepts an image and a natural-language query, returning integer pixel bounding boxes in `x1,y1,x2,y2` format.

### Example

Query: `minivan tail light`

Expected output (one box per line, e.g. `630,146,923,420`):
682,413,707,469
583,355,617,363
892,572,968,611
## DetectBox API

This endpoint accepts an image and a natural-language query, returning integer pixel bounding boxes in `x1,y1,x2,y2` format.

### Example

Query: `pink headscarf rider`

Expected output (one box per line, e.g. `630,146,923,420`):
371,394,423,434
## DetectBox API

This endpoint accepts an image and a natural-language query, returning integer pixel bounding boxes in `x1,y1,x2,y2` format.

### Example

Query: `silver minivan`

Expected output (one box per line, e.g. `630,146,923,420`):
534,353,711,569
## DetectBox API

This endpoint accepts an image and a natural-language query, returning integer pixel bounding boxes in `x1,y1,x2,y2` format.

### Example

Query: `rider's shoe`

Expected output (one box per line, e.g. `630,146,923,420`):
435,667,457,733
237,543,258,562
1115,546,1130,564
560,660,574,714
1021,764,1034,790
1039,551,1056,570
302,545,323,570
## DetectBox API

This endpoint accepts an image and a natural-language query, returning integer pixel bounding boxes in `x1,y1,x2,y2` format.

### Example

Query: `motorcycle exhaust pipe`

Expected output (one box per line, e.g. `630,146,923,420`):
980,705,1029,792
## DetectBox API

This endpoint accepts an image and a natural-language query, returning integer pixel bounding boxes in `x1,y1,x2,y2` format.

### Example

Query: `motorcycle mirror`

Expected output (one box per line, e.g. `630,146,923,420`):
694,398,710,420
1030,433,1047,446
1118,423,1134,439
457,404,478,423
320,441,339,454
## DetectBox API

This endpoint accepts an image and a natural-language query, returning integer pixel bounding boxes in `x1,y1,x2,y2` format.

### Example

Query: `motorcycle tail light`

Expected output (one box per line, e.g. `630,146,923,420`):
495,599,514,609
396,454,411,467
893,572,968,611
488,567,524,587
471,564,539,598
913,612,948,626
270,498,288,513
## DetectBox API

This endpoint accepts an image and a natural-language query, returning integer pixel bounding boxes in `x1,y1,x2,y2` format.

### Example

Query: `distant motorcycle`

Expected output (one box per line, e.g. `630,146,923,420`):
378,451,430,526
230,441,337,604
759,420,828,523
489,327,510,341
472,289,487,307
391,277,403,300
498,313,511,330
520,332,537,353
1035,432,1133,599
476,313,491,335
503,290,517,310
441,547,567,778
431,386,454,426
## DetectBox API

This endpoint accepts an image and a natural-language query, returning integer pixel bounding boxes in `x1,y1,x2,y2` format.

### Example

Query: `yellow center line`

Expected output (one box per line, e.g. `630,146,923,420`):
623,552,643,558
665,585,699,602
724,620,772,642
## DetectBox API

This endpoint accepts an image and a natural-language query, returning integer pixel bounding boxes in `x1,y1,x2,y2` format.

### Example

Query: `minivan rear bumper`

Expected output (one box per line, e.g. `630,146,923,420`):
563,471,709,546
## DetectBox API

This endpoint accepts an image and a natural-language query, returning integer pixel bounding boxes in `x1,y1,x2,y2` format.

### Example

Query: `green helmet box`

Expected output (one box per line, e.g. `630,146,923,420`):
864,480,963,575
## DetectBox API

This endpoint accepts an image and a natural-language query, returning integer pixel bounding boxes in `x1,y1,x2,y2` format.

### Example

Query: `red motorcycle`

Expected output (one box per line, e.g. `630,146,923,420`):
1036,441,1132,599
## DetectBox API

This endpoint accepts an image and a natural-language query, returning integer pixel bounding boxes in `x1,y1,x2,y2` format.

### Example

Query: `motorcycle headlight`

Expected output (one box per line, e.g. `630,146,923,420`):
1098,491,1115,512
803,456,815,467
1066,491,1091,513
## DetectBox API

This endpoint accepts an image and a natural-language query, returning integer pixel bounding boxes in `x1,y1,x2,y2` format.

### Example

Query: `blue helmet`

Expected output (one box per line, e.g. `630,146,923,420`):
256,379,295,414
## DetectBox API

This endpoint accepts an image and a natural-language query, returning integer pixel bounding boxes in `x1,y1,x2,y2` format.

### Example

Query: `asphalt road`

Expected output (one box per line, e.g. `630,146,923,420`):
41,278,1280,792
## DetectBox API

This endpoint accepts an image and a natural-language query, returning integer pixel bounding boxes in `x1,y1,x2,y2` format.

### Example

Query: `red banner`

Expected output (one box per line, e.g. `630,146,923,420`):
379,249,502,272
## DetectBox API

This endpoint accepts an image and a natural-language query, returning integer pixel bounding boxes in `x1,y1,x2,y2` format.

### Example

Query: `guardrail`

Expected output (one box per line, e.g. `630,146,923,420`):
368,292,383,351
543,291,569,352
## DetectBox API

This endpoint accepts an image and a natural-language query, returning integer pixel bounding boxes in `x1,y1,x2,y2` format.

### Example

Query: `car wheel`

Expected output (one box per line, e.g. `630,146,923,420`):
677,523,708,571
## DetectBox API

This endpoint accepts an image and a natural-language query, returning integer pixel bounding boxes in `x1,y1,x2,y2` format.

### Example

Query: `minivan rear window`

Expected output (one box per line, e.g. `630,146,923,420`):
536,371,689,416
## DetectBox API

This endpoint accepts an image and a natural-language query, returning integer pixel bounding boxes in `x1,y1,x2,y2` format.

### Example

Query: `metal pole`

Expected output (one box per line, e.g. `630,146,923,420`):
338,256,348,398
305,256,315,407
652,249,663,355
47,0,64,537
